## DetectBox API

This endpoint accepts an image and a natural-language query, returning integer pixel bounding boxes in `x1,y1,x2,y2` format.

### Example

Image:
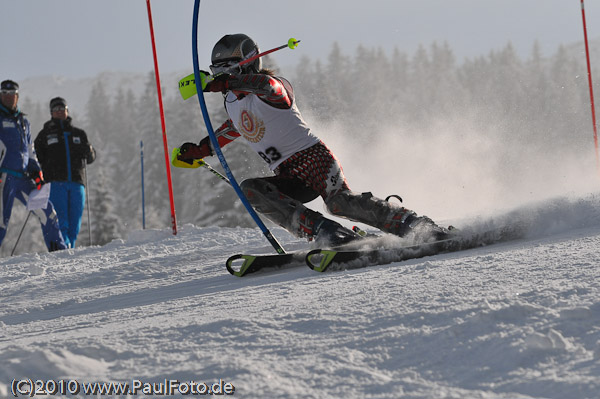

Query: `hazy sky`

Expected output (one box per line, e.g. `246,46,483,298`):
2,0,600,81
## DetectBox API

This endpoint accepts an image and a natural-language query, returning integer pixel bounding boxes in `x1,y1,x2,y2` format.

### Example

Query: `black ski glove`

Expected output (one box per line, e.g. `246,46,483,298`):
86,144,96,164
178,137,212,162
203,71,231,93
29,170,45,190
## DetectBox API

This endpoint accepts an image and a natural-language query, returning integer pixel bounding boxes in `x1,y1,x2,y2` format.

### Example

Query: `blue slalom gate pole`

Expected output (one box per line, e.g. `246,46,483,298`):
141,140,146,229
191,0,285,254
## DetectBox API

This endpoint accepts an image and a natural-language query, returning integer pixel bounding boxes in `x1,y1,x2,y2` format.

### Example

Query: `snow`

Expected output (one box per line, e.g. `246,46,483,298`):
1,194,600,399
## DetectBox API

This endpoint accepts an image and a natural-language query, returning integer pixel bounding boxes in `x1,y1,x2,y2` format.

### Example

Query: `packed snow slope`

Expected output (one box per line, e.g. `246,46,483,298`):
1,193,600,399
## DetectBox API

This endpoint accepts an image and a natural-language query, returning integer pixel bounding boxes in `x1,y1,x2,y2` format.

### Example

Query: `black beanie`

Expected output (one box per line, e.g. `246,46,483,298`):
1,80,19,91
49,97,67,112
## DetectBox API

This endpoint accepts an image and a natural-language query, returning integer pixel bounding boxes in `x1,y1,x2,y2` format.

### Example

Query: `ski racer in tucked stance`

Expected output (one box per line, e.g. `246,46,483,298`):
175,34,449,246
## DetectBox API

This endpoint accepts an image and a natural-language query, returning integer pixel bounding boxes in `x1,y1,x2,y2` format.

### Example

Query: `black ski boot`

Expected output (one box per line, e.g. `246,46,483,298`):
313,217,363,248
326,190,453,242
403,214,453,243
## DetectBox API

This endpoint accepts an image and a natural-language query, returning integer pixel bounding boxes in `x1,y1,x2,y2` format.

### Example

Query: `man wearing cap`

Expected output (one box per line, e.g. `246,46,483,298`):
0,80,67,252
35,97,96,248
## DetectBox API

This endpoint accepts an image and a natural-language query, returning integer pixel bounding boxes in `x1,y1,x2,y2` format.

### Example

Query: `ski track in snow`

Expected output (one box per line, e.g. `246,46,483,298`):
1,195,600,398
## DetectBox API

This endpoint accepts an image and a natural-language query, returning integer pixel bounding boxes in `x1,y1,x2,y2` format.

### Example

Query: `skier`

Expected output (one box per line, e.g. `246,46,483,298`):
0,80,67,252
35,97,96,248
175,34,449,246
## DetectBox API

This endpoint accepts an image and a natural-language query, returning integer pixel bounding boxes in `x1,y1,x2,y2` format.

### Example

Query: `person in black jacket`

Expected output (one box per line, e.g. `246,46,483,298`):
34,97,96,248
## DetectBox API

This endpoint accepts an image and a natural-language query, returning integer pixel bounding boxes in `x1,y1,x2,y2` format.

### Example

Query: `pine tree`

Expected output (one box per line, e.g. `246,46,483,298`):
408,44,432,125
84,166,123,246
20,98,46,134
85,78,112,147
325,42,352,119
131,72,171,229
164,86,207,225
81,77,128,243
389,47,410,122
548,45,588,150
110,87,141,232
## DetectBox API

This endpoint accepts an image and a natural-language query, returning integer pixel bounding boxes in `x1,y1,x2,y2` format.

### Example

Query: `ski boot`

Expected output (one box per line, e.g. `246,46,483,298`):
325,190,452,243
402,214,453,243
313,217,363,248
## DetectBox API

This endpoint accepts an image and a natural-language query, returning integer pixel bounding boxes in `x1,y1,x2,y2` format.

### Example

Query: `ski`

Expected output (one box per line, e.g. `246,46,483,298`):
225,227,382,277
305,225,527,272
226,225,526,276
226,251,308,277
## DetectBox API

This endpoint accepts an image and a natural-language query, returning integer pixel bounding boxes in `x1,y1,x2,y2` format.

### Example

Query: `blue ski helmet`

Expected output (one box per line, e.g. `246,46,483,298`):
210,34,261,75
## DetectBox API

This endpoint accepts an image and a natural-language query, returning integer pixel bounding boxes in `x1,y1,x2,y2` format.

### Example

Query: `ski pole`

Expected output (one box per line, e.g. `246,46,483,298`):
223,38,300,72
84,162,92,246
179,38,300,100
198,159,230,184
11,211,32,256
141,140,146,229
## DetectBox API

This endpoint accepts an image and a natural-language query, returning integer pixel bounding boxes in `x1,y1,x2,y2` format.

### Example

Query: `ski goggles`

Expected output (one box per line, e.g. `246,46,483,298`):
0,89,18,95
210,60,242,76
210,49,258,76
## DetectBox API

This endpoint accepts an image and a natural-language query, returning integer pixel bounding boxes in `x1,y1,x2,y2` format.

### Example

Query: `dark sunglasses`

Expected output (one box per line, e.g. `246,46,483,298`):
51,106,68,112
0,89,18,95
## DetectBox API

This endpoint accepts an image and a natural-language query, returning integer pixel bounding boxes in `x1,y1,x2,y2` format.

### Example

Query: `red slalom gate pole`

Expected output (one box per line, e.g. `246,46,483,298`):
146,0,177,234
580,0,600,174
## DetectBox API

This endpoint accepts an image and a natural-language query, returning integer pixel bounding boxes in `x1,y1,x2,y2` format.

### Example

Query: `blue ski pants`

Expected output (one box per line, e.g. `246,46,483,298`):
49,181,86,248
0,173,66,251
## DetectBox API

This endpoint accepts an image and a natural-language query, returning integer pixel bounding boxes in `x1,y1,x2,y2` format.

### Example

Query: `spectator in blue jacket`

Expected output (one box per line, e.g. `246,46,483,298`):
34,97,96,248
0,80,67,252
